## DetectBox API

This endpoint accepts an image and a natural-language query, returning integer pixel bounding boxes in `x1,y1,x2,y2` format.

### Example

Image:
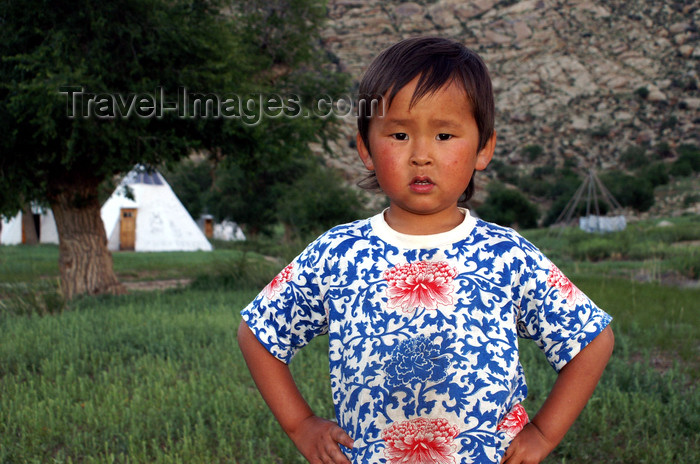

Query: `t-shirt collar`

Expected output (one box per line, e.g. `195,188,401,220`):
370,208,477,249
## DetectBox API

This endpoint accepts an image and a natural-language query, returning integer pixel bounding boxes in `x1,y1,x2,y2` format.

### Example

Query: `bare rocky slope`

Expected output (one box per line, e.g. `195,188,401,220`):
315,0,699,212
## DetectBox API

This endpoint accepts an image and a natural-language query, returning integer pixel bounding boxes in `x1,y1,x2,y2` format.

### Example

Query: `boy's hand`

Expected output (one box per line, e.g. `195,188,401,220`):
500,423,552,464
502,326,615,464
290,415,354,464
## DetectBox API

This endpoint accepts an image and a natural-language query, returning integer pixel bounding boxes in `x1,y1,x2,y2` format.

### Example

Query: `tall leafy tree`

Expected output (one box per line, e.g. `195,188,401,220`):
1,0,347,298
164,0,352,237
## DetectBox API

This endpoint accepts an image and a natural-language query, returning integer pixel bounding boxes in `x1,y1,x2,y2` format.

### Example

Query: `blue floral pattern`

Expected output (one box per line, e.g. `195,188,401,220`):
384,336,451,388
241,211,611,463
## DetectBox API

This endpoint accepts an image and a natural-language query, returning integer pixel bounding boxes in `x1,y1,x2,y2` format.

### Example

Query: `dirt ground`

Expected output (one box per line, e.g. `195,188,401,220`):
122,278,193,291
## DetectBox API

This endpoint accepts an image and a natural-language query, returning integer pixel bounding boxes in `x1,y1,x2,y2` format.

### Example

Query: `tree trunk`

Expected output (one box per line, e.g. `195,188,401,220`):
50,178,126,300
21,205,38,244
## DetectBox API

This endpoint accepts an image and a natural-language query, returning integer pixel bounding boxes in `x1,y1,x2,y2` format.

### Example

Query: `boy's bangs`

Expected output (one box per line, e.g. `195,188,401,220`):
392,61,471,111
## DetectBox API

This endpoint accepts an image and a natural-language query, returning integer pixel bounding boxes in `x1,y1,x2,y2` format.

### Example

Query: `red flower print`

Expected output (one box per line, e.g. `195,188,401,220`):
497,403,529,438
383,261,458,312
382,417,460,464
263,263,293,298
546,264,583,306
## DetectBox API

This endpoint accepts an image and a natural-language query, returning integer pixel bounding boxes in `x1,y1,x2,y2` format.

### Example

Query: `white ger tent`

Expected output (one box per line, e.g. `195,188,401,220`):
198,215,246,242
1,206,59,245
101,167,212,252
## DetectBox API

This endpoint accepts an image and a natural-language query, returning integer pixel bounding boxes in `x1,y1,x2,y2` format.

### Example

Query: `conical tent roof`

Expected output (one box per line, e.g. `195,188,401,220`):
101,167,212,251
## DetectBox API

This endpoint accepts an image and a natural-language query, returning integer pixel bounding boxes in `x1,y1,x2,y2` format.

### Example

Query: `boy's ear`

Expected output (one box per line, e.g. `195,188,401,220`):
475,131,496,171
356,132,374,171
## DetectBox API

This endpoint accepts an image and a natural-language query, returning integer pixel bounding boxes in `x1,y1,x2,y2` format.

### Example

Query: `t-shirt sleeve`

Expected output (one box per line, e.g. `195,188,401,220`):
517,249,612,372
240,244,329,364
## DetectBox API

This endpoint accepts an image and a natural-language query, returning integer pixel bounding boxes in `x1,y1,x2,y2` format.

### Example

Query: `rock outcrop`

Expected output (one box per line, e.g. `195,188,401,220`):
317,0,699,207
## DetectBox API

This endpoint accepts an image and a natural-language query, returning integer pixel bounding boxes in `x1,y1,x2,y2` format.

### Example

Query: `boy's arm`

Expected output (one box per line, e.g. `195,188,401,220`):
502,325,614,464
237,320,354,464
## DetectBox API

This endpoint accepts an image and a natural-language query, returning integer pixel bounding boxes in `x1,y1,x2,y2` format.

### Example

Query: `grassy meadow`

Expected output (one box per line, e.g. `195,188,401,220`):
1,215,699,463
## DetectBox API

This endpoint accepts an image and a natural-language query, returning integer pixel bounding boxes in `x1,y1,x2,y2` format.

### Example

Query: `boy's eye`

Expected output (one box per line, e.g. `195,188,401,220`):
436,133,453,141
391,133,408,141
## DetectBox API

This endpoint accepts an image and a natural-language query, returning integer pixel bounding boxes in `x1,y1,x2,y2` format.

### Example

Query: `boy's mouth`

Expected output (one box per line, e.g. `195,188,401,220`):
410,176,434,193
411,176,433,185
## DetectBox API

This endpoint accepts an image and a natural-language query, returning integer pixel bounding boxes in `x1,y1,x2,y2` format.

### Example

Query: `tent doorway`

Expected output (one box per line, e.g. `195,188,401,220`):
203,216,214,238
119,208,137,251
21,210,40,244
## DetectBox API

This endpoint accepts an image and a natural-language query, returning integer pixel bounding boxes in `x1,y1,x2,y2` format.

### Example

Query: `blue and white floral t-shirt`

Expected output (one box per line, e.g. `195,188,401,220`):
241,210,611,463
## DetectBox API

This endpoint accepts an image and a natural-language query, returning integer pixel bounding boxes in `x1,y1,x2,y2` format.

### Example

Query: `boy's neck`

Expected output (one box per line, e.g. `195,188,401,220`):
384,206,466,235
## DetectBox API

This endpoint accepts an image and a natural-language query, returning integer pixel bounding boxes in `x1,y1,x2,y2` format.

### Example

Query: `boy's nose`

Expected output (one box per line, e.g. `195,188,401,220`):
410,141,434,165
410,152,433,166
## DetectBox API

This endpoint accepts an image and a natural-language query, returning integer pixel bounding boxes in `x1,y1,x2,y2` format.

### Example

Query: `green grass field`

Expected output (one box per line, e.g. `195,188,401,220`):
1,217,699,463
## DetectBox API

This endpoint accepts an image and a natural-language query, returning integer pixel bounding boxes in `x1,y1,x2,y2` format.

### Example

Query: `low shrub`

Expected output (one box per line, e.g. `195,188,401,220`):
660,115,678,131
635,86,650,99
676,144,700,172
670,158,694,178
600,171,654,212
546,169,582,200
683,193,700,207
570,236,629,262
522,144,544,161
489,159,520,184
518,175,551,197
620,145,649,169
476,183,539,229
641,161,669,187
655,141,673,159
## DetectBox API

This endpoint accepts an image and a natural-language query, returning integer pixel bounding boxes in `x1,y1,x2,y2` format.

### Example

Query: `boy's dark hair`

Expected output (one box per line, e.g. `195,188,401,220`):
357,36,495,203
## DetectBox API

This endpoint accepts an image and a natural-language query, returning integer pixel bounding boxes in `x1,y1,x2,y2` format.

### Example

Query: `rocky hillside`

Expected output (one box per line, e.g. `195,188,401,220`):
316,0,699,208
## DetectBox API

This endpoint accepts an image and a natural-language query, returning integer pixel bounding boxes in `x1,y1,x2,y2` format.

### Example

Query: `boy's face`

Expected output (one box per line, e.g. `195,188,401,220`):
357,77,495,234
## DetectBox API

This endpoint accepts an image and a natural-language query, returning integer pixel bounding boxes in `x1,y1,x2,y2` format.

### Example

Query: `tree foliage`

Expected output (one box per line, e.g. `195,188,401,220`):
162,0,352,237
165,153,368,239
0,0,349,297
1,0,345,212
2,0,237,214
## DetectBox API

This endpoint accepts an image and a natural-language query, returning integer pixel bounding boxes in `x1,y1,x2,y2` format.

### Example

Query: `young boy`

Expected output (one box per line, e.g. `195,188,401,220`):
238,36,614,464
